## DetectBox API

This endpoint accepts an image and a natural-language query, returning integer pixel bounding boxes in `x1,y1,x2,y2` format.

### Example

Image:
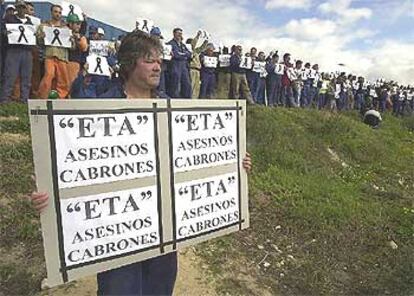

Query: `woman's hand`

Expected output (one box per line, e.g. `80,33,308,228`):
242,152,252,173
30,192,49,213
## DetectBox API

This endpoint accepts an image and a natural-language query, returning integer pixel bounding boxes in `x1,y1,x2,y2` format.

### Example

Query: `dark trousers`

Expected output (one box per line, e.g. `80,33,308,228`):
97,252,177,296
255,78,266,105
169,62,191,98
247,71,259,101
1,48,33,102
266,74,282,106
200,70,216,99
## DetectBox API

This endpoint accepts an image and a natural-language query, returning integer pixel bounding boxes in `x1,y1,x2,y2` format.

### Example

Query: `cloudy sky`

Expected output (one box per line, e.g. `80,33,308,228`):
70,0,414,85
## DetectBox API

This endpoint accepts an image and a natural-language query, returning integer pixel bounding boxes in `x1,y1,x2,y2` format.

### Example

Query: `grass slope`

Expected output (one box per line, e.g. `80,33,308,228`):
0,103,413,295
197,107,414,295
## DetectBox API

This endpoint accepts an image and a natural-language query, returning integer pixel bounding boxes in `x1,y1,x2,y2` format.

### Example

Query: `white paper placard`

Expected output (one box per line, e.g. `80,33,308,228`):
219,54,231,67
185,43,193,53
87,55,111,77
239,56,252,69
203,56,218,68
6,24,36,46
44,26,72,48
162,43,172,61
135,17,154,34
61,186,160,267
308,69,316,79
335,84,341,98
175,173,239,240
54,112,156,189
287,67,297,81
89,40,113,57
301,69,310,80
172,110,238,173
274,63,285,75
252,61,266,73
62,1,84,21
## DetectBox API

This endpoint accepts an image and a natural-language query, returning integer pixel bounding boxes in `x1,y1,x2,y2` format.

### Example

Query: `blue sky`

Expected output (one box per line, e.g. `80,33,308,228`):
71,0,414,84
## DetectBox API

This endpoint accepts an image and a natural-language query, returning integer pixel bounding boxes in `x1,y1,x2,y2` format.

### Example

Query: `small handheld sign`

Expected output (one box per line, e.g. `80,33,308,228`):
252,61,266,74
89,40,114,57
44,26,72,48
136,18,154,34
162,43,172,61
274,64,284,75
203,56,218,68
239,56,252,69
6,24,36,46
87,55,111,77
62,1,84,21
219,54,231,68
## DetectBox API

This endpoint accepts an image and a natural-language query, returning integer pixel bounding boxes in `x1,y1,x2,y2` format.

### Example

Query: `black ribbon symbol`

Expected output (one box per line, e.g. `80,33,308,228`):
142,20,149,32
68,4,75,15
51,29,62,46
94,57,103,74
18,25,28,43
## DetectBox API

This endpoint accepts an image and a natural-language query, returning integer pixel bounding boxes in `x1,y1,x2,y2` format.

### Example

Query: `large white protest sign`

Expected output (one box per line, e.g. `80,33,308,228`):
203,56,218,68
6,24,36,46
62,1,84,21
44,26,72,48
54,110,155,189
61,186,160,267
219,54,231,67
89,40,114,57
135,18,154,34
172,110,238,173
239,56,252,69
87,55,112,77
175,173,239,240
28,99,248,287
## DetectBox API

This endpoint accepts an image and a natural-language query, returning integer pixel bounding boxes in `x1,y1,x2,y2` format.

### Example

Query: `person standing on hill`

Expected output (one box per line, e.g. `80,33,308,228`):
36,5,71,99
1,0,33,103
167,27,192,98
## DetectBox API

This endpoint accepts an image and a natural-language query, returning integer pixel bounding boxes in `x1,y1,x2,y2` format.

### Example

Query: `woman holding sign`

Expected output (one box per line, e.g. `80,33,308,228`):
31,30,252,296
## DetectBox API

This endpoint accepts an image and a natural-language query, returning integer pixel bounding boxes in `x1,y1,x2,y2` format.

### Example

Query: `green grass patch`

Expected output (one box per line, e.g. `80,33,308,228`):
197,107,414,295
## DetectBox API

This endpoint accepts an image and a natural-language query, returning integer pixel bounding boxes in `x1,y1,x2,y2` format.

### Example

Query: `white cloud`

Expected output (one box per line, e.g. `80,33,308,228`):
265,0,312,10
386,0,414,23
318,0,372,24
284,18,337,40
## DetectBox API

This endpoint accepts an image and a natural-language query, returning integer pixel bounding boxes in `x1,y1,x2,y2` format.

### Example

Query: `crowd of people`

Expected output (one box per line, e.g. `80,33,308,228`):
0,0,413,119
